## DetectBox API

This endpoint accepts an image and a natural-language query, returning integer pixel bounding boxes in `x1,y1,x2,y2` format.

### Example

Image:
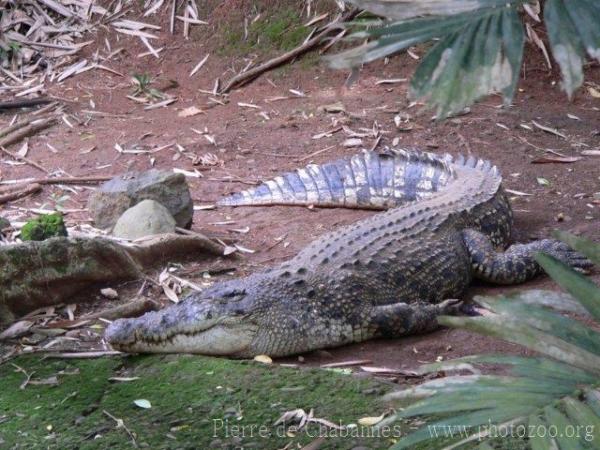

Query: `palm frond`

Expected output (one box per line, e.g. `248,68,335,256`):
384,234,600,449
330,0,600,118
544,0,600,97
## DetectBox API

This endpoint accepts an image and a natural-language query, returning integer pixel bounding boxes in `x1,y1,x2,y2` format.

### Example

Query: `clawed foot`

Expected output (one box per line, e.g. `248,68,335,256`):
437,298,463,315
538,239,593,270
438,299,482,316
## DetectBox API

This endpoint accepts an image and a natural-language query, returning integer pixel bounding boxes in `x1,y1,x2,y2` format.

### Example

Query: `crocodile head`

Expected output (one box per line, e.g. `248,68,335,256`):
105,277,265,357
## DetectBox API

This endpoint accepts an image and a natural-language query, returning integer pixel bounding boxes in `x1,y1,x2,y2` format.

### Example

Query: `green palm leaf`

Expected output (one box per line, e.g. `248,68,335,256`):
383,234,600,449
544,0,600,97
331,0,600,118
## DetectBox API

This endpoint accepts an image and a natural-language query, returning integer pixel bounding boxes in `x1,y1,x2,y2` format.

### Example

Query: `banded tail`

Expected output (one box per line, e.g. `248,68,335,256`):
218,149,471,209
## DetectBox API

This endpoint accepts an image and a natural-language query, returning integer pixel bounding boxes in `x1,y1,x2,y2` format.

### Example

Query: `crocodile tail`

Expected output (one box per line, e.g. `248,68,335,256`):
218,149,458,209
444,152,502,189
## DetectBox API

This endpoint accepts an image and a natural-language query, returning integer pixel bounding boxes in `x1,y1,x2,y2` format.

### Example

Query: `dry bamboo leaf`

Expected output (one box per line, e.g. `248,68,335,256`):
144,98,177,110
581,150,600,157
100,288,119,299
587,87,600,99
189,54,209,77
289,89,306,97
233,243,255,254
357,413,386,426
178,106,204,117
532,120,567,139
193,204,215,210
253,354,272,364
531,156,581,164
237,102,261,109
526,23,551,69
375,78,407,85
173,168,202,178
504,188,533,196
342,138,362,147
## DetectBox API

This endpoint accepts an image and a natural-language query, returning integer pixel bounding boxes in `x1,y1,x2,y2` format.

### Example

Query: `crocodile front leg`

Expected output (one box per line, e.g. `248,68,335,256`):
371,299,463,338
462,229,591,285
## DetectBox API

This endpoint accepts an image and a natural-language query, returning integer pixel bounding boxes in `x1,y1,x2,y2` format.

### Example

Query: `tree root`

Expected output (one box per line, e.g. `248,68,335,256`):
0,233,225,326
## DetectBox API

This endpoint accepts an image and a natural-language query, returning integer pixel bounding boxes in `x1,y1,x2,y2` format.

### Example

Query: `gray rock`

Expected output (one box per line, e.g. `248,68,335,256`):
88,170,193,229
112,200,176,240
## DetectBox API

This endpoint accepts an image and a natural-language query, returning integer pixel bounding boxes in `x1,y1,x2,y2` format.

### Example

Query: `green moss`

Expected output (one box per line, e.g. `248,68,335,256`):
20,213,67,241
218,8,310,56
0,355,396,449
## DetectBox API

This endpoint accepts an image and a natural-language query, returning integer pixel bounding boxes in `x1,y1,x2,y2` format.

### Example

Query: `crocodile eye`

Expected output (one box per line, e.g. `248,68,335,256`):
223,289,246,299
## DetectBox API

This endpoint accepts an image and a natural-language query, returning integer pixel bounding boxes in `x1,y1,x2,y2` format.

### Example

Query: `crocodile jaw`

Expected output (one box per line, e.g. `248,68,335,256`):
104,304,259,356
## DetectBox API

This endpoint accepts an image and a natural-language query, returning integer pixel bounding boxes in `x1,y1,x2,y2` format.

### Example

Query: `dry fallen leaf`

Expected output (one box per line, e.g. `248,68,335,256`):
100,288,119,299
254,354,272,364
178,106,204,117
358,413,386,426
0,320,34,340
133,399,152,409
587,86,600,99
342,138,363,148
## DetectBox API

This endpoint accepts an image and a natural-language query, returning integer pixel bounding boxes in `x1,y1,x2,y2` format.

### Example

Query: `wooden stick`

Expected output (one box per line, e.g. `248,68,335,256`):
31,101,60,116
0,115,53,139
0,176,112,186
0,183,42,205
219,9,359,94
0,116,57,149
42,351,123,359
0,98,53,111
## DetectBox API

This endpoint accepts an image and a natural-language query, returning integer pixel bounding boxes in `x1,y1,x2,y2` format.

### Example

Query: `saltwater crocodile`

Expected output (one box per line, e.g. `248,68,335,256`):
105,149,591,357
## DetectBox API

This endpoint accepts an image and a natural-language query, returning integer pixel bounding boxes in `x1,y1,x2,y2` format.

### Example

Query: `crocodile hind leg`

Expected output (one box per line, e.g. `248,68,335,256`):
462,229,592,285
371,299,463,338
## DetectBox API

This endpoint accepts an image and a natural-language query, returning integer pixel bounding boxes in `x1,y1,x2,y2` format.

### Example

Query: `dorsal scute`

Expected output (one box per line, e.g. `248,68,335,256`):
217,149,500,209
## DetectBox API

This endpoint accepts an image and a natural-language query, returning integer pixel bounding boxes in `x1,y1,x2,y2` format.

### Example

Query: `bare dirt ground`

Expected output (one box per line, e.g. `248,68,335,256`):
2,6,599,373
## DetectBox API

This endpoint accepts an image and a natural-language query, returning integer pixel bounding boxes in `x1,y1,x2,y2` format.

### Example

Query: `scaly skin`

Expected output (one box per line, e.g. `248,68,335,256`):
105,150,591,357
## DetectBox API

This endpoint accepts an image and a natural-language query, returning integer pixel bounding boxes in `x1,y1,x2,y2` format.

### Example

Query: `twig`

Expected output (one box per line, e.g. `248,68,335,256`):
295,145,336,162
219,8,359,93
11,363,35,390
0,183,42,205
320,359,373,368
206,177,259,186
0,147,50,174
103,410,138,448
